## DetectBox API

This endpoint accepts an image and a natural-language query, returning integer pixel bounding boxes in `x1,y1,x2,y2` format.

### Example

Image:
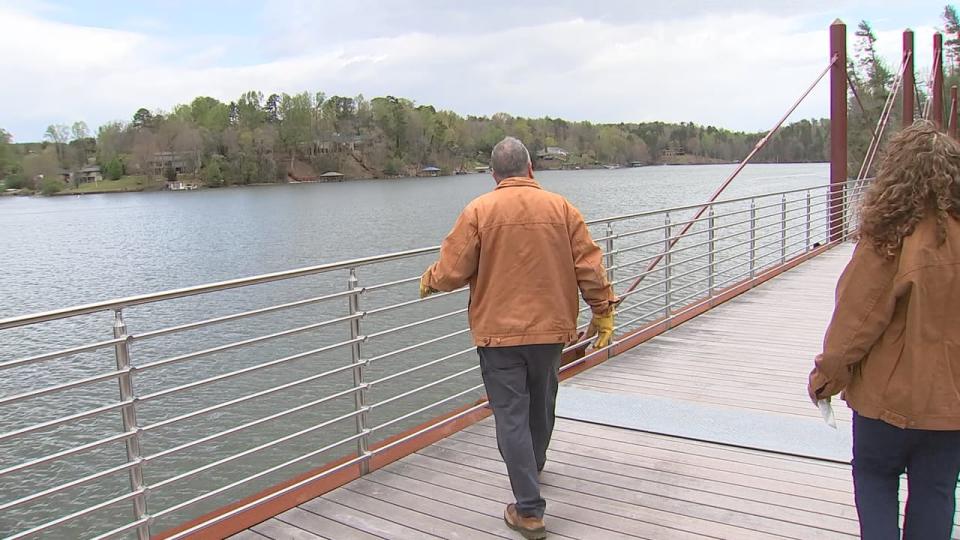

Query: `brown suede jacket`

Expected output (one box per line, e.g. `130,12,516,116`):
422,177,617,347
810,216,960,429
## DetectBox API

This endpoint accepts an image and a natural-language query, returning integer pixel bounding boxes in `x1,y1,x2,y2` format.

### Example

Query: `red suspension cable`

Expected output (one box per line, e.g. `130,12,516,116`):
621,54,839,295
856,52,911,184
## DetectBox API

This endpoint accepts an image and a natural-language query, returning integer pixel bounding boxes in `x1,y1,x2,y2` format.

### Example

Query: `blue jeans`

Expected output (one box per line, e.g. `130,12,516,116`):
852,412,960,540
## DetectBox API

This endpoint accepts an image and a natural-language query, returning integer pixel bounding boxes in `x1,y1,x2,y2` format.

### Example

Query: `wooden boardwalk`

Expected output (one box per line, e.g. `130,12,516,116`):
230,244,954,539
567,244,856,428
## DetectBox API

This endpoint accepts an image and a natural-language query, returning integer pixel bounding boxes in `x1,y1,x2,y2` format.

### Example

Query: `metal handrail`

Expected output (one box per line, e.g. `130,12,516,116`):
592,195,813,243
583,181,834,227
141,363,357,433
0,180,862,539
133,289,358,341
0,246,443,330
613,210,829,290
0,337,125,371
137,337,363,403
604,189,850,264
0,430,135,478
0,399,132,443
148,409,365,492
143,383,362,463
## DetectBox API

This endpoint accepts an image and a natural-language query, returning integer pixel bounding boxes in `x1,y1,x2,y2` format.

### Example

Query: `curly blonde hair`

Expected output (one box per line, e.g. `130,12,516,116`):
859,120,960,258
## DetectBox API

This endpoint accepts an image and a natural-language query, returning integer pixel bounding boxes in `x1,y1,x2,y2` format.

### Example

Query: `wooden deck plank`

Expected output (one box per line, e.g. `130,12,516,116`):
364,468,577,540
252,517,326,540
274,507,382,540
463,423,852,492
566,246,852,423
431,435,857,522
342,478,509,539
370,460,628,540
449,429,853,504
300,498,442,540
550,419,851,478
412,442,857,539
227,530,271,540
382,457,787,540
321,487,487,540
376,455,703,540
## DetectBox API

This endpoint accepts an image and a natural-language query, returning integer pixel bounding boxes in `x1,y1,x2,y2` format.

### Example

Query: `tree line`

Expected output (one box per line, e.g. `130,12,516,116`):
846,5,960,176
0,95,831,192
4,4,958,192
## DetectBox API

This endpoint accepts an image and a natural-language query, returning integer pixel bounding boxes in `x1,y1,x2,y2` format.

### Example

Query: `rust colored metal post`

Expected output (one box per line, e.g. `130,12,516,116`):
903,29,915,128
934,33,945,129
830,20,847,242
951,86,959,139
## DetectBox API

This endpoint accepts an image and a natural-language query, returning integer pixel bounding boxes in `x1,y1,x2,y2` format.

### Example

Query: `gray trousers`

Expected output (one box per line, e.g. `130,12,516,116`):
478,343,562,519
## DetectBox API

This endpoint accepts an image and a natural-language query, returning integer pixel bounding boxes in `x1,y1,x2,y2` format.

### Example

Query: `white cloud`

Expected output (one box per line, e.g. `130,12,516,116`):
0,2,943,141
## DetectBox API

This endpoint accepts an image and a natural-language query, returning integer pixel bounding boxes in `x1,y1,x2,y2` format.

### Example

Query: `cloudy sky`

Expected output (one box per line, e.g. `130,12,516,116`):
0,0,948,141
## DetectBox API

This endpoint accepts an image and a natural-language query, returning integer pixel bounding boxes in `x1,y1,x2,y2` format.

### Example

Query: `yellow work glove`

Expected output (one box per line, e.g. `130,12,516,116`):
583,309,615,349
419,269,438,299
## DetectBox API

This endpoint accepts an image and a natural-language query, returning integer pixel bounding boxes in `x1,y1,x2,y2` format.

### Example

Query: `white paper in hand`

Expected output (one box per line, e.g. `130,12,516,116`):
818,399,837,429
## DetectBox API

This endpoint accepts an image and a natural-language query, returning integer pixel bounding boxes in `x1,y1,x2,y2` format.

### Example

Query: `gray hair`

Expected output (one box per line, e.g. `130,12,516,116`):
490,137,531,179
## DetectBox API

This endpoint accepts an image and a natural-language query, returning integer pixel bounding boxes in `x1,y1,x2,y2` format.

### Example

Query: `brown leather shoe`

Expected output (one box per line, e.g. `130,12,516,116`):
504,503,546,539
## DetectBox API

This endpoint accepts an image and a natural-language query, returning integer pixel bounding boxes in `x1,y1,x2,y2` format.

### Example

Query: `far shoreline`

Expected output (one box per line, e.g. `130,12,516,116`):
3,161,830,199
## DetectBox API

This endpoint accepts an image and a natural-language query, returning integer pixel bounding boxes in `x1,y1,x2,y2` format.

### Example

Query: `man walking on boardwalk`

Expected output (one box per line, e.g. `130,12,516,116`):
420,137,618,539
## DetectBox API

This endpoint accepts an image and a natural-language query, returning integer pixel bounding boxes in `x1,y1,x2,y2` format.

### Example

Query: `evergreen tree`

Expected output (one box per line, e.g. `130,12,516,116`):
944,5,960,71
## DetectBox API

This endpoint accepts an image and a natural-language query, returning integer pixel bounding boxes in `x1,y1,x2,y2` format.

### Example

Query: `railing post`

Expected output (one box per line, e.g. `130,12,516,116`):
749,199,757,278
707,206,716,298
604,222,615,284
950,85,958,140
113,309,149,540
780,194,788,264
903,29,915,128
844,184,854,240
830,19,848,242
805,191,812,251
663,213,672,319
347,269,370,474
934,33,945,130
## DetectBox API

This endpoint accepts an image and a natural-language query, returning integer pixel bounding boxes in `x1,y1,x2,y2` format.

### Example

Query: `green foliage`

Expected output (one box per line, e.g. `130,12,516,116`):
132,108,157,129
383,157,402,176
96,121,125,164
65,175,151,194
847,17,904,177
854,21,892,96
40,178,63,195
105,158,124,180
3,173,29,190
0,127,11,176
203,157,225,187
190,96,231,132
945,5,960,68
8,86,840,188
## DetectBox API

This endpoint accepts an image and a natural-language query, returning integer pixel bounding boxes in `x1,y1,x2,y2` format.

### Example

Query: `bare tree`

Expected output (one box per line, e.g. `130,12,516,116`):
132,130,159,177
44,124,70,166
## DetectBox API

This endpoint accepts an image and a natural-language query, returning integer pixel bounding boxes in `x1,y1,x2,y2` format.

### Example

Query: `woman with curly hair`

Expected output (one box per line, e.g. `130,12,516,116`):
808,120,960,539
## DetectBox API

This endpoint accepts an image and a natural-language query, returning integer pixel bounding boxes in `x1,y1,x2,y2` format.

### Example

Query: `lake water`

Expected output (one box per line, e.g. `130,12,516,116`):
0,163,830,538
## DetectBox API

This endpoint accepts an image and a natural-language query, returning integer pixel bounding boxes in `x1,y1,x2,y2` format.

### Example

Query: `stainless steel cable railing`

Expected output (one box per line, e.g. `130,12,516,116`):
0,180,864,540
